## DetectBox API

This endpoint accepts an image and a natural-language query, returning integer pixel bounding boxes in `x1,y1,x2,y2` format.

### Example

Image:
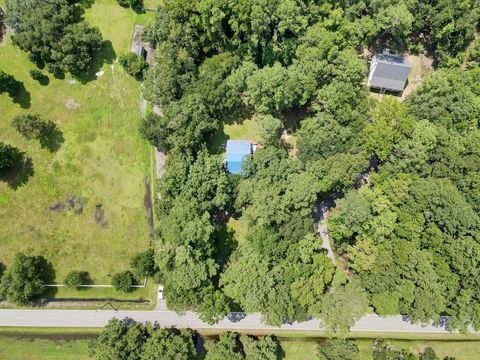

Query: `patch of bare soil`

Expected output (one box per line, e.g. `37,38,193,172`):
401,53,433,99
65,98,80,109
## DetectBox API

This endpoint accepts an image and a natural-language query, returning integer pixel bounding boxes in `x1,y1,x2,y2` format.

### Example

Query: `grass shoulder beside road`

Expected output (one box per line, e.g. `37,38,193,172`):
1,329,479,360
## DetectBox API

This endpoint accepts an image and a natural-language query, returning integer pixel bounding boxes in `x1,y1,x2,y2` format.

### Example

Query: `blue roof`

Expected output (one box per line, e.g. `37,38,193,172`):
226,140,252,175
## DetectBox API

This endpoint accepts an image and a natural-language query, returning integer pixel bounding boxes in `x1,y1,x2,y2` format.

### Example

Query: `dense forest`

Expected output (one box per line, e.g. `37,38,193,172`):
139,0,480,332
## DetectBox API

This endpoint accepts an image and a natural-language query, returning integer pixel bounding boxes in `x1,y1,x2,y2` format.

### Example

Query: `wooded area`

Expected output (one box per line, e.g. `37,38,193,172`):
138,0,480,332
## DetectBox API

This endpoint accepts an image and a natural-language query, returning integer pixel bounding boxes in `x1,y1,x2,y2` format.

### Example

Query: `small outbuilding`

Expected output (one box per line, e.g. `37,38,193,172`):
368,50,412,93
226,140,252,175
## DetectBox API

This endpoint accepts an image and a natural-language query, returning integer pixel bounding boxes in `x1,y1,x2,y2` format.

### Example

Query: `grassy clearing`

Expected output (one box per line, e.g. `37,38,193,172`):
227,216,249,244
0,0,151,292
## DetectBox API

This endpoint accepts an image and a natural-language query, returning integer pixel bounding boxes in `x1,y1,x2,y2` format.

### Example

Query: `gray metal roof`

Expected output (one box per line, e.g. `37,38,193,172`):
368,54,412,92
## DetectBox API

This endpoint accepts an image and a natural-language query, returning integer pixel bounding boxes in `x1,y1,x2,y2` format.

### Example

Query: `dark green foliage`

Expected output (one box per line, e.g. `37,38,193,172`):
29,69,48,84
408,69,480,131
141,328,197,360
111,271,134,292
317,338,359,360
5,0,103,77
11,114,63,152
421,347,440,360
140,94,216,152
0,142,22,171
88,319,146,360
89,319,198,360
116,0,143,13
118,52,148,80
205,332,243,360
0,69,20,96
257,114,283,146
205,332,279,360
64,270,89,288
129,249,157,279
140,0,480,331
12,114,46,140
0,253,51,305
467,38,480,68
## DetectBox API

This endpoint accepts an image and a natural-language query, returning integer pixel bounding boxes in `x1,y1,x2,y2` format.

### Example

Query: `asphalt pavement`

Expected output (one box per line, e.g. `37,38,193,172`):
0,310,462,333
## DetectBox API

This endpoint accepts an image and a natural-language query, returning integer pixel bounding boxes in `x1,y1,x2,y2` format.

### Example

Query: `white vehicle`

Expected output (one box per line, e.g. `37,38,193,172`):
158,285,164,300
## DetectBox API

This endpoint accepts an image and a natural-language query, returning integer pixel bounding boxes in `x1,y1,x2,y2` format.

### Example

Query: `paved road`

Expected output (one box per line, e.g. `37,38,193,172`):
0,310,461,333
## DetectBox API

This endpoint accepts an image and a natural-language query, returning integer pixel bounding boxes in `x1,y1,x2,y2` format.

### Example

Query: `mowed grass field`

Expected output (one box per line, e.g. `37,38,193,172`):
0,0,153,285
0,338,90,360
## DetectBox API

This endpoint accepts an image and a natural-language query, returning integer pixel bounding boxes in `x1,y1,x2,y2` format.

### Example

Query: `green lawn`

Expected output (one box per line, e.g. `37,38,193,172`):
281,339,318,360
0,338,90,360
0,0,152,292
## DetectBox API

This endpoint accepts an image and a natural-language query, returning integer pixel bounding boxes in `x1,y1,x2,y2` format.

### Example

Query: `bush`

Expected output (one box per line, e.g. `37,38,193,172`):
29,69,48,84
130,249,157,279
64,271,85,288
0,253,51,305
11,114,63,152
116,0,143,12
0,70,20,96
111,271,134,292
0,142,22,171
12,114,46,140
118,52,148,80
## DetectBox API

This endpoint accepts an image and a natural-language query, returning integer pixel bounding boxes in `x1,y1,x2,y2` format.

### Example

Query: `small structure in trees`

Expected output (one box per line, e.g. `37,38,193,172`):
226,140,252,175
131,25,153,64
368,49,412,93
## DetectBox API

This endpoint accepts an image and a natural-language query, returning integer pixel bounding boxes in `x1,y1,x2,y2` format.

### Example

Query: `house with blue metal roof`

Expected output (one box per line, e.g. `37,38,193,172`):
226,140,252,175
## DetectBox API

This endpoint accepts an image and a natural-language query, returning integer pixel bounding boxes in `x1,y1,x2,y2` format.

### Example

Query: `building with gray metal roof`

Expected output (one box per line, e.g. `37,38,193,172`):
368,52,412,93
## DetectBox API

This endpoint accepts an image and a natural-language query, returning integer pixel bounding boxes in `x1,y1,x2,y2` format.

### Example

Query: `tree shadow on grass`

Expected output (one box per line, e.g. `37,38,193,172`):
41,259,58,299
213,226,237,270
0,152,34,190
78,40,116,84
2,77,32,109
39,122,64,152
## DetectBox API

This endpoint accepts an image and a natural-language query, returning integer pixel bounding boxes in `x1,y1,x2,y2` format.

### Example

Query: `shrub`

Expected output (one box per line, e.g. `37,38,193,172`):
118,52,148,80
116,0,143,12
11,114,63,152
29,69,48,84
64,271,85,288
130,249,157,279
0,253,51,305
0,70,20,96
0,142,22,171
111,271,134,292
12,114,46,140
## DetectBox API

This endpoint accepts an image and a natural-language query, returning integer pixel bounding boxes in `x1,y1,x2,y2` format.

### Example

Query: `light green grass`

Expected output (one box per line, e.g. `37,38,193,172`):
0,338,90,360
281,339,318,360
223,118,262,143
0,0,151,290
227,216,249,244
